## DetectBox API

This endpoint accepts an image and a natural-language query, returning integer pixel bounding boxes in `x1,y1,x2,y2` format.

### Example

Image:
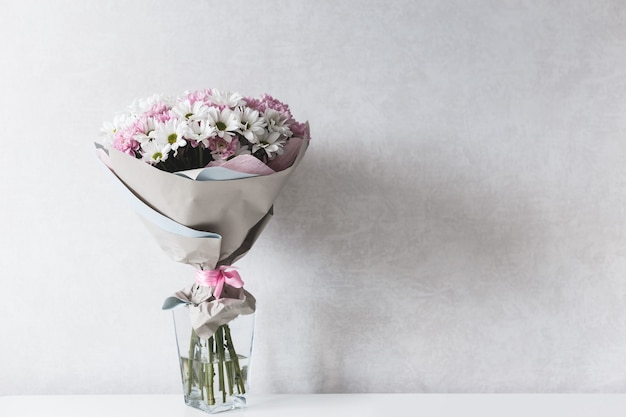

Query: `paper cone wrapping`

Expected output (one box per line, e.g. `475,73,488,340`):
107,137,308,268
98,134,309,338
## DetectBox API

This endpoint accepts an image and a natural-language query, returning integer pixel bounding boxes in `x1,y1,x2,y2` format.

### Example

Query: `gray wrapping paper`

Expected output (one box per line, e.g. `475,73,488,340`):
163,284,256,339
99,136,309,337
107,137,308,268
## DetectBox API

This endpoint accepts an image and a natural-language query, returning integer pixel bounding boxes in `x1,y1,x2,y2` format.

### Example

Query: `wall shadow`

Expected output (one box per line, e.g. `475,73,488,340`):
260,135,550,392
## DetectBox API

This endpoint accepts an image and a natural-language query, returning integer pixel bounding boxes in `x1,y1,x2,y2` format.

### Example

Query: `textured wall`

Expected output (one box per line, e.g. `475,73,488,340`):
1,0,626,394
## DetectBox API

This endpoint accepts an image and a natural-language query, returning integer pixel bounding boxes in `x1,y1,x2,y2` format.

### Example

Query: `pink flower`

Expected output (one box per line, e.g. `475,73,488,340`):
112,129,141,156
290,120,309,139
243,97,263,112
245,94,294,123
154,112,172,123
147,102,172,120
186,89,212,105
208,136,239,161
261,94,292,117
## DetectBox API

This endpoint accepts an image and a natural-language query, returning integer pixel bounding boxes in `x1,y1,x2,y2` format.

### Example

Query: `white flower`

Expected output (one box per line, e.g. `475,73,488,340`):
208,89,246,108
141,140,171,164
149,119,187,153
236,107,266,143
264,108,292,137
252,131,287,159
184,119,215,147
100,113,134,148
171,99,209,121
206,107,241,142
133,116,158,145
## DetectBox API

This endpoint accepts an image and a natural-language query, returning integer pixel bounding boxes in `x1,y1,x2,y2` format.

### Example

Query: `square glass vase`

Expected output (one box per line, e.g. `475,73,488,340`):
172,305,255,414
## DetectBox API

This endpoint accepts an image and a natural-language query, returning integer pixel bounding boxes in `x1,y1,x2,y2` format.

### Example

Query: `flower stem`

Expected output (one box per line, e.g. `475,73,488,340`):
223,324,246,394
199,355,205,401
215,326,227,403
226,361,234,396
208,336,215,405
186,329,198,396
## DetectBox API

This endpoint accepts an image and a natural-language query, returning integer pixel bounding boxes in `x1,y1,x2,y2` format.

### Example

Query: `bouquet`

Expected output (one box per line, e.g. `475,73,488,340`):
96,88,309,413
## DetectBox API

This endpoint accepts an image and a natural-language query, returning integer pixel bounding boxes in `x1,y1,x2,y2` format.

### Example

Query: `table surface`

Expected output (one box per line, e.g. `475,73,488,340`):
1,394,625,416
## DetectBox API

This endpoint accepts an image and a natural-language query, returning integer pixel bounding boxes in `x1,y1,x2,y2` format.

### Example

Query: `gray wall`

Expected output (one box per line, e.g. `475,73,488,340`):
1,0,626,394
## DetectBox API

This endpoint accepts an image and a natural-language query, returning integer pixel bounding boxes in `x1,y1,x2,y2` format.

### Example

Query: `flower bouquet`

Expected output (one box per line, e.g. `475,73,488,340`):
96,88,310,413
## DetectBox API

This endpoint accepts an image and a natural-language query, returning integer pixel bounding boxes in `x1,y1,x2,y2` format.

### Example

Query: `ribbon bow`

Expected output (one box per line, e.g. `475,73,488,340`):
195,266,244,299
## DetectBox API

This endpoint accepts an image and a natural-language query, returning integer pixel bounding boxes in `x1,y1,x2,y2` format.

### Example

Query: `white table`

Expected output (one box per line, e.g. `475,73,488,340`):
1,394,625,416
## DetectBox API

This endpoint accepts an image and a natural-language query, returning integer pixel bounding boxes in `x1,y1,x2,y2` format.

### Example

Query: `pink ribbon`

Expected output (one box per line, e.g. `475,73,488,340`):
195,266,244,299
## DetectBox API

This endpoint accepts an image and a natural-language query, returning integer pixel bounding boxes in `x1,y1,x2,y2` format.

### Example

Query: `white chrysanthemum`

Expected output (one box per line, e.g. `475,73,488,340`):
149,119,187,153
128,93,175,114
236,107,266,143
141,140,171,164
206,107,241,142
264,108,292,137
209,89,246,108
252,131,286,159
133,117,158,145
171,99,209,121
184,119,215,147
100,113,134,148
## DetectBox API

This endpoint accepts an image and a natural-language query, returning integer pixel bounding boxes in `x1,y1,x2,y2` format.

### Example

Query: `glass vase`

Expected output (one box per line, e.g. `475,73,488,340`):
171,305,255,414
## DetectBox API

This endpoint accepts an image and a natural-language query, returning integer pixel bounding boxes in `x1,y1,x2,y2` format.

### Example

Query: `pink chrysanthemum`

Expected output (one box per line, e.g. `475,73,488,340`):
290,121,309,138
147,102,171,117
185,89,212,105
208,136,239,161
242,97,262,112
260,94,292,116
112,129,141,157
